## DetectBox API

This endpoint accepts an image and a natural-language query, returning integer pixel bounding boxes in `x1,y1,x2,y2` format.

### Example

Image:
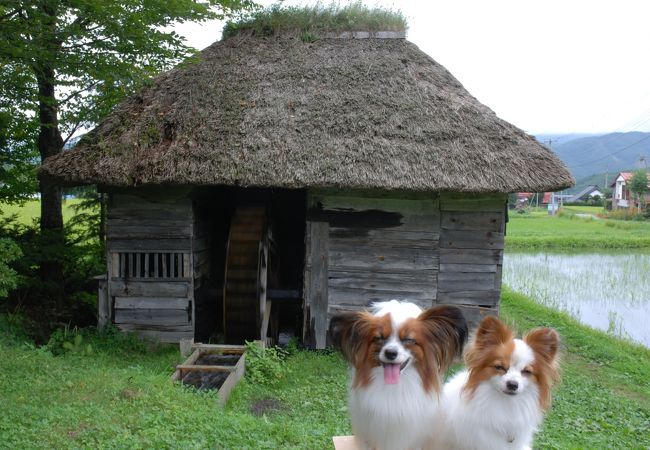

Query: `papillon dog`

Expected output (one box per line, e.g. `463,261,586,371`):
430,316,561,450
330,300,468,450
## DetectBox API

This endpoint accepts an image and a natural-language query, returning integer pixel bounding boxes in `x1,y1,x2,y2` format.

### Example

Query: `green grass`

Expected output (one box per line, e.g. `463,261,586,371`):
223,1,407,40
0,199,85,226
506,210,650,249
561,205,604,214
1,290,648,449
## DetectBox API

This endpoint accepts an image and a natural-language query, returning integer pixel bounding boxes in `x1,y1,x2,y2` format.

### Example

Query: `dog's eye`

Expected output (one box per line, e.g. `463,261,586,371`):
401,338,416,345
522,368,533,376
373,335,386,342
494,365,507,372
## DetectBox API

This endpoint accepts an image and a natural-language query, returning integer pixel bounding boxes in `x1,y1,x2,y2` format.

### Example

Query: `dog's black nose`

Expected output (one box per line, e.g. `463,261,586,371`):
384,348,398,361
506,380,519,391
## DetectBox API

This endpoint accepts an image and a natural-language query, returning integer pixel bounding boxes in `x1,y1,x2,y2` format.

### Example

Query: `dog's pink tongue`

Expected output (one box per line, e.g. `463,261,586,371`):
384,363,401,384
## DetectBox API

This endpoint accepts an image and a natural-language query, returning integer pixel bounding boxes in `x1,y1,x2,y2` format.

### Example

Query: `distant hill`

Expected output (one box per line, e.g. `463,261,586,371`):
535,132,650,181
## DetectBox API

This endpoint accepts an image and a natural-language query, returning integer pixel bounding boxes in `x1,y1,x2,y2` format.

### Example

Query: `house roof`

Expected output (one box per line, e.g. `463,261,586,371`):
610,171,647,187
568,185,602,202
40,35,574,193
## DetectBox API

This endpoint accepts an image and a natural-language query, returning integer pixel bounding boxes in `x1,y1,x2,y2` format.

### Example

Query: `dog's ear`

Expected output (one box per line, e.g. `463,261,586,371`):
329,312,364,363
474,315,513,349
524,327,560,365
418,305,468,369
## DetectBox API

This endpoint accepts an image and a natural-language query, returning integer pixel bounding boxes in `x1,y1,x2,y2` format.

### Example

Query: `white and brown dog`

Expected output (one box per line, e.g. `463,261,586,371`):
330,300,467,450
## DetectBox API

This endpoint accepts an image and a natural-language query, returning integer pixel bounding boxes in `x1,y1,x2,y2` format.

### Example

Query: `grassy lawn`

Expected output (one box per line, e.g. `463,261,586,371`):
1,290,648,449
1,199,85,225
506,210,650,249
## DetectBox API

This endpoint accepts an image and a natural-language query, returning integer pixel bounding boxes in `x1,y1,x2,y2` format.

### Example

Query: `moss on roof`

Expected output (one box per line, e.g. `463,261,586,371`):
222,2,407,40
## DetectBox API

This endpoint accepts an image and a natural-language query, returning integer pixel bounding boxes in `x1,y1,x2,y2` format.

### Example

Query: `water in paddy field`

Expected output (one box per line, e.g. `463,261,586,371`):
503,251,650,347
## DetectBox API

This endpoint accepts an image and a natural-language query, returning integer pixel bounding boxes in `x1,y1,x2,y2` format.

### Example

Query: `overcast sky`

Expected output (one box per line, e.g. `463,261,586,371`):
174,0,650,136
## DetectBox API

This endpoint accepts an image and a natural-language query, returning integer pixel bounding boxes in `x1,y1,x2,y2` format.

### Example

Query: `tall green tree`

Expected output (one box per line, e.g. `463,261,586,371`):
0,0,254,296
629,169,649,213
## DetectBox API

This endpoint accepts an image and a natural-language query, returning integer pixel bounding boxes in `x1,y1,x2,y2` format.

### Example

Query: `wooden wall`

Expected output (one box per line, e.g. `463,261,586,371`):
303,190,506,348
105,189,195,342
438,193,505,330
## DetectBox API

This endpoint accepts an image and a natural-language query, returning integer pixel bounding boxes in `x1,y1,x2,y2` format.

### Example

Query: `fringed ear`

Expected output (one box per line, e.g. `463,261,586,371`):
524,327,560,366
473,315,514,349
328,311,369,364
524,327,561,410
418,305,468,372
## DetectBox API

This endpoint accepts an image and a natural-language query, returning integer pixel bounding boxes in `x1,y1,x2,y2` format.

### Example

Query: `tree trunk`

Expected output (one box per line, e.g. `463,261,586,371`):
36,65,65,306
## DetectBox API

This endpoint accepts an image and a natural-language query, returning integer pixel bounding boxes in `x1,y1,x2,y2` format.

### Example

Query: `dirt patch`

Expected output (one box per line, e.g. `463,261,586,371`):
250,398,285,416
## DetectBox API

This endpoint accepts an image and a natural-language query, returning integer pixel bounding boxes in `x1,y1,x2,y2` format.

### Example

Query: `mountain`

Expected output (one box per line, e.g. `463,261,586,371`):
536,132,650,181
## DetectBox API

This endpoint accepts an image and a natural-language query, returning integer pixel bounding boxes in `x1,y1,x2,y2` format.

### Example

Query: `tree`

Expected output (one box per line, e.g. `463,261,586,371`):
629,169,649,214
0,0,254,299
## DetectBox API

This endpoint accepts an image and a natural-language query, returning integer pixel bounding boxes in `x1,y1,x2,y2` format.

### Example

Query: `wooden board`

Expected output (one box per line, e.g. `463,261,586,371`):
171,344,248,406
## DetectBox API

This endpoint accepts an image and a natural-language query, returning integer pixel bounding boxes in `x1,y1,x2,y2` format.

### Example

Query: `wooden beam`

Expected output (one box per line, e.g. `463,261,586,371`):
175,364,236,373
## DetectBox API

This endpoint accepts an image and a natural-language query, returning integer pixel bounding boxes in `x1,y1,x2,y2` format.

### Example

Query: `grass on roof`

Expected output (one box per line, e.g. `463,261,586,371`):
222,1,407,40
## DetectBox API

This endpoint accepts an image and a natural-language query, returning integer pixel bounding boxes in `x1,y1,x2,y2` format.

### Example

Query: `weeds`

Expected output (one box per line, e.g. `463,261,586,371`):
244,341,290,386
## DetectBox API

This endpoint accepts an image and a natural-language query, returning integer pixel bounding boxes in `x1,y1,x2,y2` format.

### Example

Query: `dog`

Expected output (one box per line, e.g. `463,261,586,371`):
430,316,561,450
330,300,468,450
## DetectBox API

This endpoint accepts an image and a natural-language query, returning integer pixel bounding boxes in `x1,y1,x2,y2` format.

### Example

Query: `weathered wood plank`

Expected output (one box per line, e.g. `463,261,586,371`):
311,192,438,214
106,226,193,239
218,353,246,406
436,290,500,306
328,236,438,250
329,286,435,304
121,328,193,343
441,211,504,231
329,227,439,241
108,239,192,252
329,248,437,272
176,364,235,373
109,280,189,298
439,249,502,265
438,272,496,292
439,230,504,250
114,296,189,310
310,222,329,349
328,274,435,292
440,194,506,212
114,308,189,326
117,322,194,332
97,277,109,328
439,263,497,273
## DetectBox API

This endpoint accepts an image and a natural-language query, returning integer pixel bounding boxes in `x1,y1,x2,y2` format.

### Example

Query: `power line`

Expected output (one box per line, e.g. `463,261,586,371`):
566,134,650,170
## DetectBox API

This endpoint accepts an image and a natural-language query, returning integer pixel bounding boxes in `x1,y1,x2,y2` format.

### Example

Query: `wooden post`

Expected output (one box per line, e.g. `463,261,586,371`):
309,222,329,349
96,274,109,328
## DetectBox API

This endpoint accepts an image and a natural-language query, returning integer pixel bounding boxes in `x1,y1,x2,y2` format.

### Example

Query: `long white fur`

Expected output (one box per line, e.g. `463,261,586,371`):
349,300,439,450
432,339,542,450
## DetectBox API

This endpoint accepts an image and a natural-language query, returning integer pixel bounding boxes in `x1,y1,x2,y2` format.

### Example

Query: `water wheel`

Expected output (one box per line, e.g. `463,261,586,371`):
223,207,269,344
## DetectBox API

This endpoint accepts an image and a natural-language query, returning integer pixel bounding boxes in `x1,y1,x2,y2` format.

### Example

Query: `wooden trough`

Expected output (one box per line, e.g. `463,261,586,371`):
171,343,248,405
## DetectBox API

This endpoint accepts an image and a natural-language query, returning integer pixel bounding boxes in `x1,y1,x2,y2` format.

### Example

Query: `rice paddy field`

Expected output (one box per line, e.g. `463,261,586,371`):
503,251,650,346
505,208,650,249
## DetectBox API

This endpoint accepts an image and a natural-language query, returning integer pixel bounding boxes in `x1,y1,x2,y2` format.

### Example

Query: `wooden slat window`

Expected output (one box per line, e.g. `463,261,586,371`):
114,252,188,279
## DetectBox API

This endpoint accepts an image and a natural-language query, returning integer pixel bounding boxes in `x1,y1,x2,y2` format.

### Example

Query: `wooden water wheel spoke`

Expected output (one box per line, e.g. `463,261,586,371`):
223,207,269,343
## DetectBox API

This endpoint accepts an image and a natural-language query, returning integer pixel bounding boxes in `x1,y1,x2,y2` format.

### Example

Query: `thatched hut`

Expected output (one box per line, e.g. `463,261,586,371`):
41,7,573,347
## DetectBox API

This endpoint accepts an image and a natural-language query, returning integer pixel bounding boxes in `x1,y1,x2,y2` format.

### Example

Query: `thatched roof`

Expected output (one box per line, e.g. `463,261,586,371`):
41,35,574,193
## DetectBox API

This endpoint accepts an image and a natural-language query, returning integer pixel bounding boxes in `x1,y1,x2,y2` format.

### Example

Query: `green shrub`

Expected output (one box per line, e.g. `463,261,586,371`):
244,341,289,385
0,237,21,298
46,326,93,356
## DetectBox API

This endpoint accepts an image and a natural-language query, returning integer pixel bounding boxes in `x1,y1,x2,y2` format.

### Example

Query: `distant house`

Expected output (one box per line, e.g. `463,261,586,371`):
568,185,603,203
611,172,650,209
